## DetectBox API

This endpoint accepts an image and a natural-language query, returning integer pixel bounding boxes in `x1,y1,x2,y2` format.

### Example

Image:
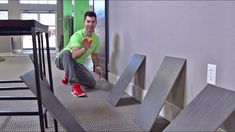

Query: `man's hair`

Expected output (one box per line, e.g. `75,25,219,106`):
84,11,97,20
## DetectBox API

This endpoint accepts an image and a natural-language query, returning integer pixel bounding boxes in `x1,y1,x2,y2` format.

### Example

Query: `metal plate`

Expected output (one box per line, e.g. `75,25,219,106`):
134,56,186,131
107,54,146,106
20,70,84,132
164,84,235,131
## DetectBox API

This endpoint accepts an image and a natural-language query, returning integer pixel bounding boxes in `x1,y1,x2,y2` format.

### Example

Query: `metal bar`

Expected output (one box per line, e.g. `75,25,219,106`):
41,33,46,77
45,32,54,92
0,80,23,83
0,86,28,90
37,32,43,79
45,32,58,132
0,111,39,116
0,96,37,100
41,33,49,129
54,119,58,132
32,27,45,132
105,0,109,80
43,107,48,128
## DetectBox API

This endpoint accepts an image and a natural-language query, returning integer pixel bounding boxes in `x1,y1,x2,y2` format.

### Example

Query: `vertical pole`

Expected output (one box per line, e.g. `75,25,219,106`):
105,0,109,80
45,32,58,132
37,32,43,79
40,33,48,128
31,27,45,132
41,33,46,76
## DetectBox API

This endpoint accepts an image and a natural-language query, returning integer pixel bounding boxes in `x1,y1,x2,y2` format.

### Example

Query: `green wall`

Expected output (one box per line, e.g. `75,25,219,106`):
74,0,90,32
63,0,72,46
63,0,90,47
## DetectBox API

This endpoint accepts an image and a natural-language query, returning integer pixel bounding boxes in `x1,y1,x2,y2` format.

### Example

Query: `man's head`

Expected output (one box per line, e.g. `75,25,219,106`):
84,11,97,21
84,11,97,35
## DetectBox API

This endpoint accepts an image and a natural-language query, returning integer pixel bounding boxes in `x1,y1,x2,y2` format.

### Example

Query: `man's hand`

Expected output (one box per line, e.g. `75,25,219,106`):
95,66,103,79
83,37,92,50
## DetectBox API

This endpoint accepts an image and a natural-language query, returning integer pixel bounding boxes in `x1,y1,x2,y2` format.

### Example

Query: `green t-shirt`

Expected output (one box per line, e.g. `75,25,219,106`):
58,28,99,64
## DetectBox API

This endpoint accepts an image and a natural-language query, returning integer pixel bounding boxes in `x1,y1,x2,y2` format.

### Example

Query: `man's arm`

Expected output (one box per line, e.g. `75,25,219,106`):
71,38,91,59
91,52,102,78
71,46,86,59
91,52,100,67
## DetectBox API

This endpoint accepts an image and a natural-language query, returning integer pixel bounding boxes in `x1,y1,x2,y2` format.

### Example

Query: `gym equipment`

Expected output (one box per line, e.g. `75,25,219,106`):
134,56,186,131
20,70,85,132
164,84,235,131
107,54,146,106
0,20,57,132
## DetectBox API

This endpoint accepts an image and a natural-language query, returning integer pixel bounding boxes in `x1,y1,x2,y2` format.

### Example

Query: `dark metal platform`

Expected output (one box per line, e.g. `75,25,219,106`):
0,20,48,35
164,84,235,131
0,19,55,132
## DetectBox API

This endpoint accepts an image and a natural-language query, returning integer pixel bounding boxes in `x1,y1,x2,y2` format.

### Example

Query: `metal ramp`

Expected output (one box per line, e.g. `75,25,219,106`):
164,84,235,131
107,54,146,106
134,56,186,131
20,70,85,132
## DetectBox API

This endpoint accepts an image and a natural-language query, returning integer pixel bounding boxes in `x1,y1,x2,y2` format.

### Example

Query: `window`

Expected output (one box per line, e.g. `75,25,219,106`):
20,0,56,4
21,12,38,20
0,0,8,4
21,12,38,49
0,11,8,20
40,13,56,49
21,12,56,49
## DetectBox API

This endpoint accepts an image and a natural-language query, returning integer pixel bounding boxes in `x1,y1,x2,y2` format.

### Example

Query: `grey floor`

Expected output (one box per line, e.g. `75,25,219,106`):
0,54,169,132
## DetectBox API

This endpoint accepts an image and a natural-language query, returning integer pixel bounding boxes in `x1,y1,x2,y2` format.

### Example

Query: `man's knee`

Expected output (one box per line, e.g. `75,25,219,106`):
60,50,72,58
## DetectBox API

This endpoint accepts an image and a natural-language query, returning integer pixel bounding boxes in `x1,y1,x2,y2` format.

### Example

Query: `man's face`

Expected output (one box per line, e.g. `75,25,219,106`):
84,16,97,34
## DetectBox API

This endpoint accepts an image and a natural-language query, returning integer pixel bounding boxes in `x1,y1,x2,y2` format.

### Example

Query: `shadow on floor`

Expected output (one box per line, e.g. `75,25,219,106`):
116,97,140,107
151,116,170,131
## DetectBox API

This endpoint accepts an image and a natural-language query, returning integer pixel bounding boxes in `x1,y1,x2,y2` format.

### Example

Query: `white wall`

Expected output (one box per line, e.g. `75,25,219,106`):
108,0,235,121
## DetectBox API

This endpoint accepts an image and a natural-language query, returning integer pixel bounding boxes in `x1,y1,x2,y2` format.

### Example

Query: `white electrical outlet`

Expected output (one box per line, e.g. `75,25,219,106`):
207,64,216,85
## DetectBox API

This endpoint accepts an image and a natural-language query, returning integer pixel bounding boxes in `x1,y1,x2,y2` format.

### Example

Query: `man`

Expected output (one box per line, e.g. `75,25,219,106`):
55,11,102,97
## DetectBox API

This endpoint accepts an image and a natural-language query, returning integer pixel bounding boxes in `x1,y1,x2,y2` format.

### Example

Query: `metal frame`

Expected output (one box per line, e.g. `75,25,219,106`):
105,0,109,80
107,54,146,106
21,70,85,132
134,56,186,131
0,20,57,132
164,84,235,131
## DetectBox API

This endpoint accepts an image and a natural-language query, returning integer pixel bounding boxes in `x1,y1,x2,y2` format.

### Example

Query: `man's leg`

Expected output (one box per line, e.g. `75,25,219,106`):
75,63,96,88
55,50,86,97
55,50,78,84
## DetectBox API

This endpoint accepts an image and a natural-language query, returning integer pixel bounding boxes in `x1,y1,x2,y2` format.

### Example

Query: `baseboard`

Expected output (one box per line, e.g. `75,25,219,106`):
12,49,22,54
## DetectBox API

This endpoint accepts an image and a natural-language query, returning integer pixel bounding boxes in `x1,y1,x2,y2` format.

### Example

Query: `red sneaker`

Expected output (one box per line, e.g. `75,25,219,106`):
71,83,85,97
61,73,68,85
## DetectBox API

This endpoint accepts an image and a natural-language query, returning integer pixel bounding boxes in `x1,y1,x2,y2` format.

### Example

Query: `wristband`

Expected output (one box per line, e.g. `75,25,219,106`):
95,66,101,70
